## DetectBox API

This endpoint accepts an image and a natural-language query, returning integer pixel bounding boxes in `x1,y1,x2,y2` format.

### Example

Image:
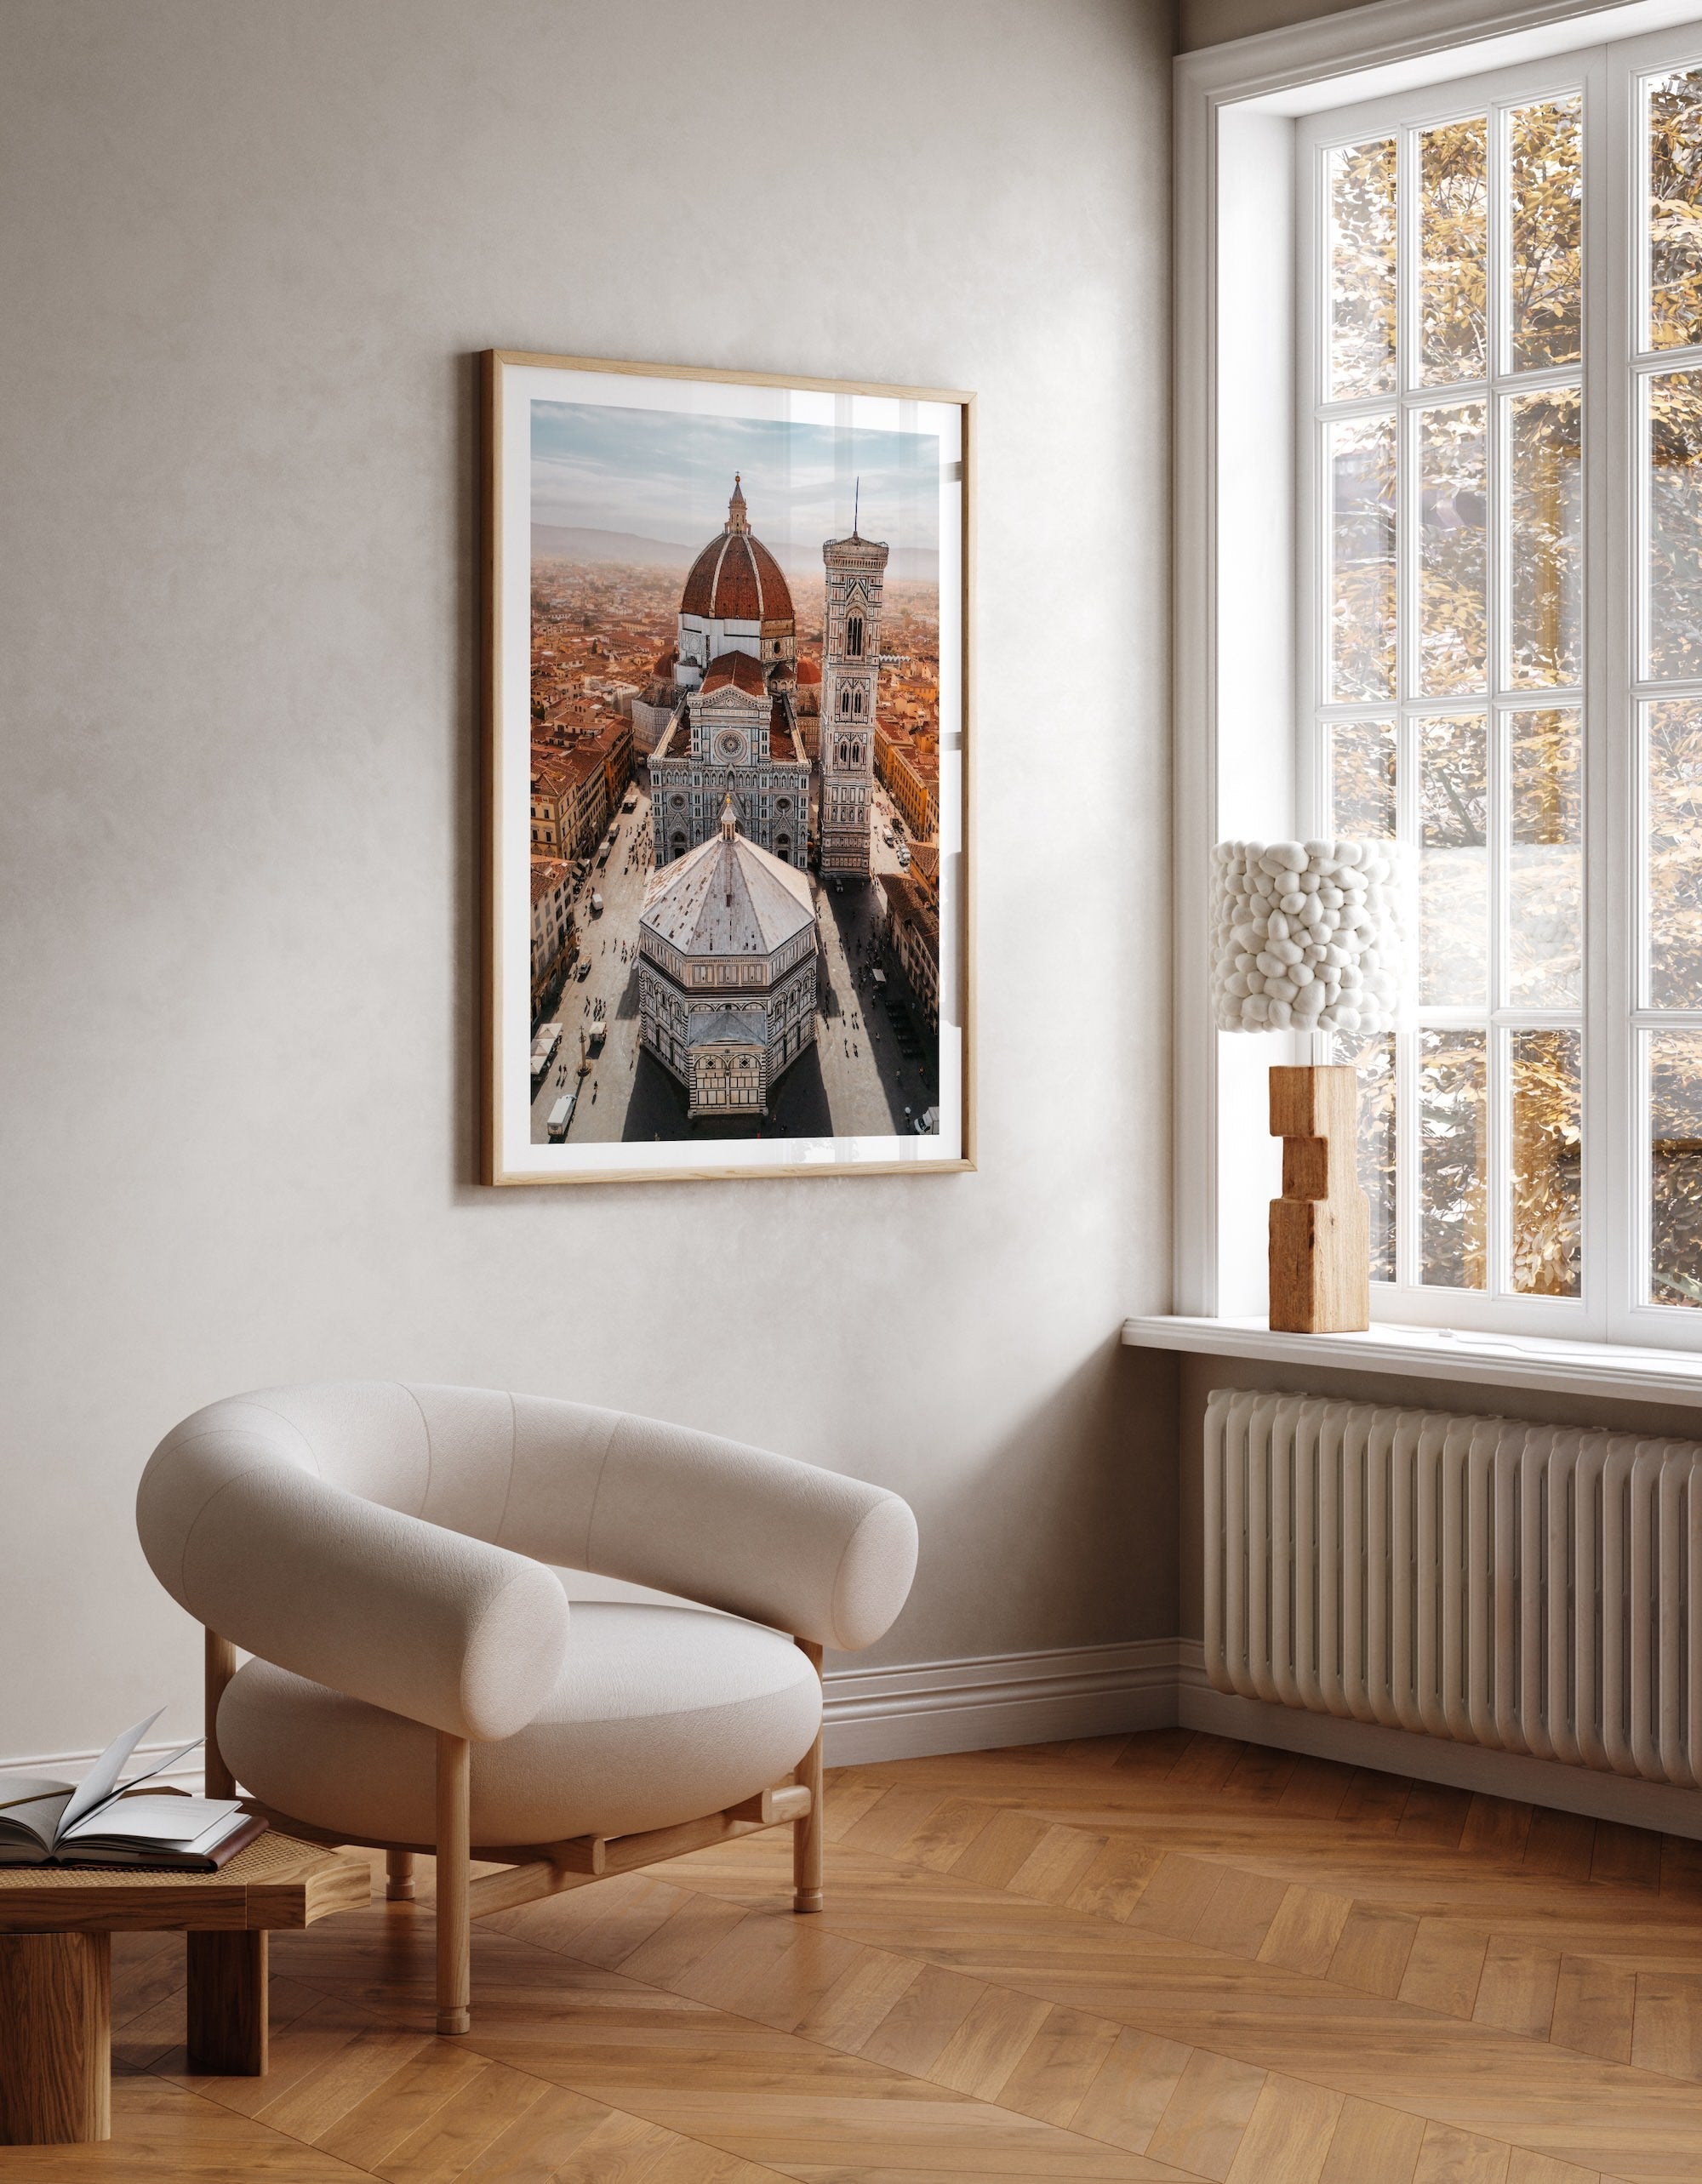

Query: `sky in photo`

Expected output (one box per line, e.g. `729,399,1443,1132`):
531,400,940,567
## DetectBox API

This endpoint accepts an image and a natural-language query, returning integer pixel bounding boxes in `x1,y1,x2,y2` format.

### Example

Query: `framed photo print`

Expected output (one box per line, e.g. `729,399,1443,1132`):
483,350,973,1185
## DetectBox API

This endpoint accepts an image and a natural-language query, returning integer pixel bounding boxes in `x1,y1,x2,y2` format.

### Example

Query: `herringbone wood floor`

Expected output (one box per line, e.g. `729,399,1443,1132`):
15,1733,1702,2181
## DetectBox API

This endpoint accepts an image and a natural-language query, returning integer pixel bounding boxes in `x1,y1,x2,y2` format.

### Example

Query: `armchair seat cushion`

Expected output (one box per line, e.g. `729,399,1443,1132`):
218,1602,822,1849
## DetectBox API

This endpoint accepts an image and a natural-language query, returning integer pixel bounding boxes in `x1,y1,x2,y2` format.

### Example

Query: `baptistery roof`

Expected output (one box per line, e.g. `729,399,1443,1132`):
641,799,814,961
681,476,795,625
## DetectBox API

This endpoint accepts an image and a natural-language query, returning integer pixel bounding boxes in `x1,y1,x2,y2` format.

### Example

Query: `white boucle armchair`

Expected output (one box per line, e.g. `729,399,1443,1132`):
136,1383,918,2033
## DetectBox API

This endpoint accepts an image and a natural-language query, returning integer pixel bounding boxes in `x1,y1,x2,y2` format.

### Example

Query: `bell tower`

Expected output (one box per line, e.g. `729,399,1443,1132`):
819,486,888,879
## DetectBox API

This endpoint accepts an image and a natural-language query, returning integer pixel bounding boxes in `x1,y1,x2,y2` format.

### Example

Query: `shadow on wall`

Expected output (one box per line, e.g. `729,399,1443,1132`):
895,1337,1180,1664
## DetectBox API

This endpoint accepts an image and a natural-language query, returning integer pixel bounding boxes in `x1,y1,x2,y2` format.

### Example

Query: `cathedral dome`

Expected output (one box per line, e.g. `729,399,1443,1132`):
681,476,795,625
794,656,820,686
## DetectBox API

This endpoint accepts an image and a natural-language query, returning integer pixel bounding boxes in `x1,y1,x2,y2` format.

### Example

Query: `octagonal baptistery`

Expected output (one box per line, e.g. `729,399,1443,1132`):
675,475,797,690
638,800,820,1117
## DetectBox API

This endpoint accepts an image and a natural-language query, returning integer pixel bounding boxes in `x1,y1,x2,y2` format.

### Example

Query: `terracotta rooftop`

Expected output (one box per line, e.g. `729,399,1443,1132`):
530,857,570,904
701,650,768,699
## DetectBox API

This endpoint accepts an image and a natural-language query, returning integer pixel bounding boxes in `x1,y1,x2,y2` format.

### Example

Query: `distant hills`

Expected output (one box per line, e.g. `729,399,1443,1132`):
532,525,691,566
532,524,940,585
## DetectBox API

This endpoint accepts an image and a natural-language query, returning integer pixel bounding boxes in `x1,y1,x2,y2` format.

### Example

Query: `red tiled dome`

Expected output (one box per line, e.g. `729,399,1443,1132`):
681,480,794,625
794,656,821,685
681,530,793,624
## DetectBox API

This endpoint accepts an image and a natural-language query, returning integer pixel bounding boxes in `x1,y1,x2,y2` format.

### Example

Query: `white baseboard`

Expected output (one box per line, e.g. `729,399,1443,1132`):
14,1645,1699,1840
1176,1641,1702,1841
822,1639,1185,1764
0,1736,206,1795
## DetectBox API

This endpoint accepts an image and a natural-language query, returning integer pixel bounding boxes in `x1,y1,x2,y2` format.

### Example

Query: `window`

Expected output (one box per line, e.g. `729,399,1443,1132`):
1304,81,1585,1309
1181,3,1702,1350
848,613,864,657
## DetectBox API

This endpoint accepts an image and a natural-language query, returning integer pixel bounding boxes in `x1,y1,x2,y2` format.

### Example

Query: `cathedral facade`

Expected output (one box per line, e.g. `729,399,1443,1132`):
647,478,884,880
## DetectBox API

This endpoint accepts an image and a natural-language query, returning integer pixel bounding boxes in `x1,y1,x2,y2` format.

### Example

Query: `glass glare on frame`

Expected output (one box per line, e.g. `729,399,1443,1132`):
1510,707,1582,1007
1648,69,1702,351
1509,388,1581,687
1419,402,1488,694
1647,372,1702,681
1330,136,1397,398
1329,413,1396,699
1328,716,1396,837
1420,117,1488,384
1420,1028,1488,1290
1419,713,1488,1008
1331,1028,1396,1282
1646,700,1702,1007
1511,1027,1581,1297
1510,96,1583,372
1650,1029,1702,1309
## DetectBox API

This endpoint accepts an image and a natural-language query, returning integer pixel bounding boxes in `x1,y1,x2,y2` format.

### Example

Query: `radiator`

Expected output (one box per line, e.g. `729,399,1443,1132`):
1204,1388,1702,1788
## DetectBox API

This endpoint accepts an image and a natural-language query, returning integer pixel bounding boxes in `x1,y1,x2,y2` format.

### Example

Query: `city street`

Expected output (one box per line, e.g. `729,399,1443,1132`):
529,780,939,1146
529,791,655,1144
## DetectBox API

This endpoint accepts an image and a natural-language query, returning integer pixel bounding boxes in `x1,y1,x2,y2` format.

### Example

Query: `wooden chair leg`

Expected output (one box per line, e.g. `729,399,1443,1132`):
435,1734,470,2035
386,1851,416,1902
793,1639,824,1914
204,1630,237,1801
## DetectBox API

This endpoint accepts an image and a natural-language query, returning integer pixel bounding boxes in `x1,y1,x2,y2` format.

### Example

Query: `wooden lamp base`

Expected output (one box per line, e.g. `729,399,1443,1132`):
1268,1063,1369,1334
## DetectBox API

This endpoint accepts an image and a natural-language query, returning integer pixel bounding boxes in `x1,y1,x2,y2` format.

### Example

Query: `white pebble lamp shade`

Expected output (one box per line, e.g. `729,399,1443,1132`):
1210,839,1405,1037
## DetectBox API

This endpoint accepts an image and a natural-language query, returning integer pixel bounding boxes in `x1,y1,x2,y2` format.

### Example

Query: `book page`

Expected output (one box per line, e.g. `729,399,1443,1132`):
0,1778,74,1854
54,1710,163,1842
61,1794,243,1848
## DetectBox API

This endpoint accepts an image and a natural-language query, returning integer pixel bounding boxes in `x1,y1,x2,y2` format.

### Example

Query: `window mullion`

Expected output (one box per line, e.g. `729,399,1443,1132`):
1488,99,1512,1297
1592,41,1635,1339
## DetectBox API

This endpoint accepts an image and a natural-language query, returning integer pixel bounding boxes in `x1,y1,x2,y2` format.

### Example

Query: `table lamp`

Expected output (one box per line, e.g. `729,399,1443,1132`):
1210,838,1404,1334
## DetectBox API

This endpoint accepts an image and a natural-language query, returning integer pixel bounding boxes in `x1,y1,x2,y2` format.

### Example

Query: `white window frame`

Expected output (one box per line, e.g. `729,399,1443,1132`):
1176,0,1702,1353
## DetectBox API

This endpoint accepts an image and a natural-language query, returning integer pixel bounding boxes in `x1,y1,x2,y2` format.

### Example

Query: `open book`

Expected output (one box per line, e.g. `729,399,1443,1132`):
0,1710,266,1869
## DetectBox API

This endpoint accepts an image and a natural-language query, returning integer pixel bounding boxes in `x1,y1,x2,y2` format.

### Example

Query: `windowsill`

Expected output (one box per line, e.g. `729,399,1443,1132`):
1120,1314,1702,1408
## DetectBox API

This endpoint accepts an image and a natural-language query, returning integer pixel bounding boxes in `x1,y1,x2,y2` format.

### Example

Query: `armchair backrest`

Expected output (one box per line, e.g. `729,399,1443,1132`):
138,1383,918,1737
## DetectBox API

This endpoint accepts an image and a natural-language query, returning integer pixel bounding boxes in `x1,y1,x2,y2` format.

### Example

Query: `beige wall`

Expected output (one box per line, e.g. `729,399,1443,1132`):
0,0,1176,1762
1176,0,1368,51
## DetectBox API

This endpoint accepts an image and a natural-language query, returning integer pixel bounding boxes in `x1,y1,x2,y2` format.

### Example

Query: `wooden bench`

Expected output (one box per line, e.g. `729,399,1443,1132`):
0,1832,369,2143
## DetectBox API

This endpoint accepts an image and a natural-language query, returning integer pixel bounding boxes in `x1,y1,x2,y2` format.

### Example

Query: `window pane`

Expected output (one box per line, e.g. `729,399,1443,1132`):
1510,96,1582,371
1330,413,1396,699
1420,713,1488,1008
1420,117,1488,384
1420,1028,1488,1289
1648,69,1702,351
1419,402,1488,693
1510,706,1582,1006
1647,699,1702,1006
1509,388,1581,687
1511,1027,1581,1297
1330,137,1397,398
1328,716,1396,836
1332,1028,1396,1282
1651,1029,1702,1307
1648,372,1702,680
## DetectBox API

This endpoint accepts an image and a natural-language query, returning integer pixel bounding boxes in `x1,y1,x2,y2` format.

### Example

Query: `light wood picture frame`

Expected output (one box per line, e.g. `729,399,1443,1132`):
482,350,974,1187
